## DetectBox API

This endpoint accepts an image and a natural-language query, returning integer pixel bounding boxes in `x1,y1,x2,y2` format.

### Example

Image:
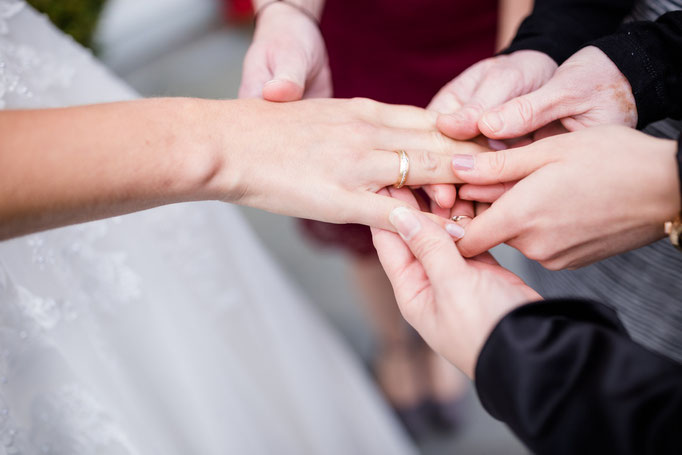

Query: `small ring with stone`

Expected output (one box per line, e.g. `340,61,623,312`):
393,150,410,189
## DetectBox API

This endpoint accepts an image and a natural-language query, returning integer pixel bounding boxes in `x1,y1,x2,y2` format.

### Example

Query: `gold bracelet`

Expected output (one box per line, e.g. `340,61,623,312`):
255,0,319,26
664,214,682,251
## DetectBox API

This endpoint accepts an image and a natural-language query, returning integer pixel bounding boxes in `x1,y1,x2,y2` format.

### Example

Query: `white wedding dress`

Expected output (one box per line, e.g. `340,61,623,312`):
0,2,414,454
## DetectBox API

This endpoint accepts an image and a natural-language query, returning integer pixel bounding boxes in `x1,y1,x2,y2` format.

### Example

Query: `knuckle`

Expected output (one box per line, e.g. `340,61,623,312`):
429,130,452,153
521,243,548,262
350,97,378,115
413,236,444,261
509,96,536,126
486,150,509,181
417,150,440,175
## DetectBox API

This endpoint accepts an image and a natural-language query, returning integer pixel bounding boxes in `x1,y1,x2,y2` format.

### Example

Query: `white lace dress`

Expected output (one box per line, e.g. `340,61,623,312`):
0,2,414,454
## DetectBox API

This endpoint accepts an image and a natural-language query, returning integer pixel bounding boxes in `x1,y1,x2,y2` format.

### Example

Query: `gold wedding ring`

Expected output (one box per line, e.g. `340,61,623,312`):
394,150,410,189
451,215,471,222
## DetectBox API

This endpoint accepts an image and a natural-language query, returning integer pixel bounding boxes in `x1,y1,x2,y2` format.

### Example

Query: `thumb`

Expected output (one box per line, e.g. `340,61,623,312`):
479,82,571,139
262,49,309,102
451,142,556,185
389,208,466,285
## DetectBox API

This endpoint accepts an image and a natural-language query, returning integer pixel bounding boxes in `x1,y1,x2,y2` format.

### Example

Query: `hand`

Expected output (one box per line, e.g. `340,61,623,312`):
477,46,637,139
238,2,331,101
218,98,486,231
431,50,558,140
371,189,540,378
451,126,681,270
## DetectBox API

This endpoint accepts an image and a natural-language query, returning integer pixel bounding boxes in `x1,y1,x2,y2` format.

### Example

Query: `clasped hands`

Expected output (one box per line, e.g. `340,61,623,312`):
239,4,681,378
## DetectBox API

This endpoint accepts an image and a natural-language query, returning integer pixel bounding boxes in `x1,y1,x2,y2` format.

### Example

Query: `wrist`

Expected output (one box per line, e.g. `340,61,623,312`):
169,98,236,203
254,0,324,21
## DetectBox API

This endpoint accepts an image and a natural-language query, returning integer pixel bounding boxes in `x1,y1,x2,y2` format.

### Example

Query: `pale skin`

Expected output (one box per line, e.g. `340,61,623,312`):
434,46,637,142
0,97,485,241
239,0,536,410
373,127,681,378
372,189,540,379
451,126,681,270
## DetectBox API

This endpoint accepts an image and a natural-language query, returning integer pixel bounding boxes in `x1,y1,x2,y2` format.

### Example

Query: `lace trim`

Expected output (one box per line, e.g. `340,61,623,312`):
0,1,76,109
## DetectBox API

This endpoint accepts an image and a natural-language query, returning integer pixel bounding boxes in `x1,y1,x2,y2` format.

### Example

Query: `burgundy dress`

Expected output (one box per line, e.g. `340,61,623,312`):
301,0,499,256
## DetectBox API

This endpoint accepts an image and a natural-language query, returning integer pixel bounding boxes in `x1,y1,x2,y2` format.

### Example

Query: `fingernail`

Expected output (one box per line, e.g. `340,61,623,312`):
452,154,474,171
487,138,508,151
389,207,422,241
482,111,503,133
445,223,465,239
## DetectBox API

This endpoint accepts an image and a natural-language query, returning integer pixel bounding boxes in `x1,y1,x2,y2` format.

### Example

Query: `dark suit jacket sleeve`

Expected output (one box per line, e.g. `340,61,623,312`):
475,299,682,455
501,0,637,64
590,10,682,128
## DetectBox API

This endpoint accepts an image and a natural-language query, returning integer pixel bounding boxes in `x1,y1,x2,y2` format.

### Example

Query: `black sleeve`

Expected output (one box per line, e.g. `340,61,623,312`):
502,0,637,64
590,11,682,129
678,138,682,204
475,299,682,455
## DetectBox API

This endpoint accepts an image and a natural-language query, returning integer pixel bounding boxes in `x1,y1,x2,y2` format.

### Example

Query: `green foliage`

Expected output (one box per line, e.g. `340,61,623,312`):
26,0,107,49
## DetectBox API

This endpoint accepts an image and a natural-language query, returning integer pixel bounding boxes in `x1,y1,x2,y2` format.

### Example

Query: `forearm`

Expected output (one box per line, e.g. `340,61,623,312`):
252,0,325,20
475,300,682,454
503,0,637,64
0,98,231,240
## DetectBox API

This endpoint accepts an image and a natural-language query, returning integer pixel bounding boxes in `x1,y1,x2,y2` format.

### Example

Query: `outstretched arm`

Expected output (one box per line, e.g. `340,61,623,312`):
0,97,483,240
0,98,223,240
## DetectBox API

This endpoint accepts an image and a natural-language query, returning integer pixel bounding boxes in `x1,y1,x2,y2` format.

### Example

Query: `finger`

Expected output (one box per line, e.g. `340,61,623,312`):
262,48,308,102
451,144,556,185
355,99,439,130
371,189,419,288
388,208,466,285
304,64,333,99
470,252,499,266
373,127,488,157
475,202,491,216
533,120,570,141
456,201,519,258
352,192,464,237
387,186,420,210
427,61,488,114
478,81,574,139
365,148,469,188
239,48,274,99
458,182,516,203
437,69,528,140
422,184,457,210
449,198,475,230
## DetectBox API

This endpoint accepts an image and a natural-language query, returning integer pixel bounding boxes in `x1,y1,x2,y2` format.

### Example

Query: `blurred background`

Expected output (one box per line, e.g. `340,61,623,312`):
31,0,529,453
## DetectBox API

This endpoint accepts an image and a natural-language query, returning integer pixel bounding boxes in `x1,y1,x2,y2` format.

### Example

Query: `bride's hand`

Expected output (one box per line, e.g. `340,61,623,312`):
215,98,486,231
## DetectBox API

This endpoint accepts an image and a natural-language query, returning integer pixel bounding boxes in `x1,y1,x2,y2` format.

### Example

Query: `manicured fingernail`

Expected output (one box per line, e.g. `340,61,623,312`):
389,207,422,241
482,111,503,133
445,223,465,239
452,154,474,170
487,138,508,151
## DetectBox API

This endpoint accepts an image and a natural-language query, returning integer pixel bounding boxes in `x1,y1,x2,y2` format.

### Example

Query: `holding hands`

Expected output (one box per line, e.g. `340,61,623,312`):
452,126,680,269
371,189,540,378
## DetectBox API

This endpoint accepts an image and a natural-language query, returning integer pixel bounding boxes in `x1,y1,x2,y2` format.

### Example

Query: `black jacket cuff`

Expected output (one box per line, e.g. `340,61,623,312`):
677,137,682,208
